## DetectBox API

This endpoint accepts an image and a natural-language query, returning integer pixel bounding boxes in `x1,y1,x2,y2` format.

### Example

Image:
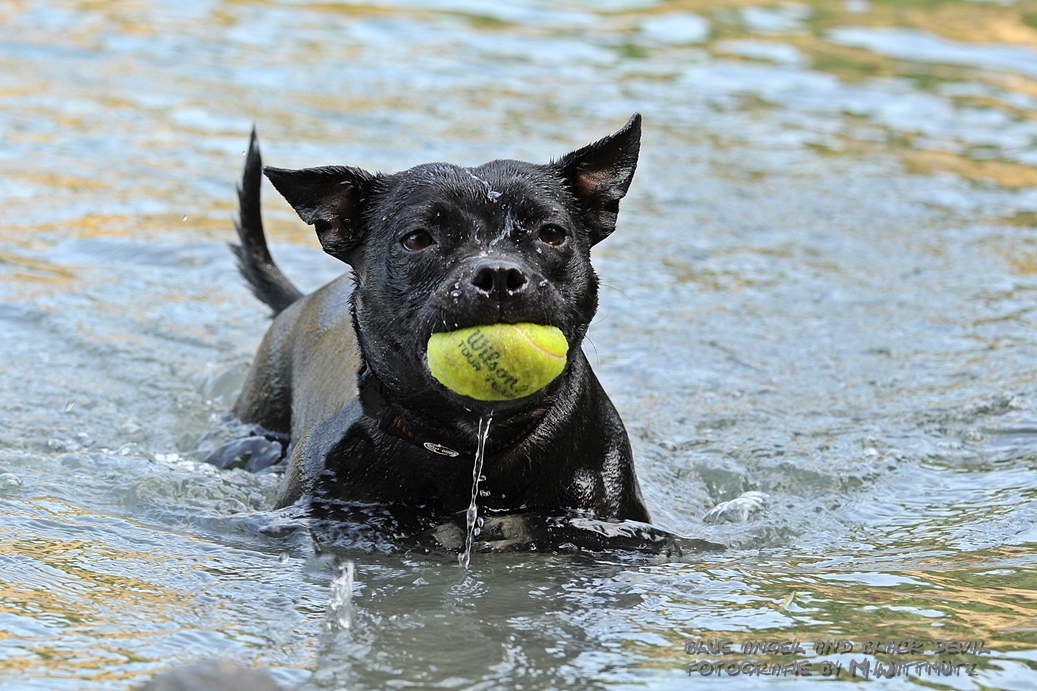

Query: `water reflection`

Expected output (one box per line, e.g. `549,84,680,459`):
1,0,1037,688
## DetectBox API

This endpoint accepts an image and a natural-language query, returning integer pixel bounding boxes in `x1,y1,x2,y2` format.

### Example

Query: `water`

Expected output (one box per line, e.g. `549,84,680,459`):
327,560,355,631
459,416,492,570
2,0,1037,689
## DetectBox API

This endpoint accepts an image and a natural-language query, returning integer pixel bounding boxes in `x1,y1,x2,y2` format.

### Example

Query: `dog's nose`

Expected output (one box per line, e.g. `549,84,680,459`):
471,260,528,300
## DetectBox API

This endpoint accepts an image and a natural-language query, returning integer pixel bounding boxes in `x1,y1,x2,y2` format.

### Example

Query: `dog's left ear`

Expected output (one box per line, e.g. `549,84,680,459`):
264,165,377,264
557,113,641,246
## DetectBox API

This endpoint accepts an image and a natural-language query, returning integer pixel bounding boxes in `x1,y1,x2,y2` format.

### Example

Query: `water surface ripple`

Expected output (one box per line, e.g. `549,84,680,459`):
2,0,1037,688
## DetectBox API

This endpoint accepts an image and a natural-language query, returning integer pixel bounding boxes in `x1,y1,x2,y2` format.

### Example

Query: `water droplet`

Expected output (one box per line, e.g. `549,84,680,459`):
0,473,22,491
328,560,355,630
451,290,462,298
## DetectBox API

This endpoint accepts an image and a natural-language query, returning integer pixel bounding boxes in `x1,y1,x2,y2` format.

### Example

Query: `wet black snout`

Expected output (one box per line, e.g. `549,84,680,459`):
471,260,528,301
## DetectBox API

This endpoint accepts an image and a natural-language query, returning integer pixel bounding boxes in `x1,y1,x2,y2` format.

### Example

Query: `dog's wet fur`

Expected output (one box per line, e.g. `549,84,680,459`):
227,116,703,554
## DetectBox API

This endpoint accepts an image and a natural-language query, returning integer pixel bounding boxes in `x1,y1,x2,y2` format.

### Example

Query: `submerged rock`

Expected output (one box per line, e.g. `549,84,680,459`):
137,661,285,691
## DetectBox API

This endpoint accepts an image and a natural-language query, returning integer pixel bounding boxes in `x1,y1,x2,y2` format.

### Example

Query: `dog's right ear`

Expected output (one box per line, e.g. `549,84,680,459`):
556,113,641,247
264,165,376,264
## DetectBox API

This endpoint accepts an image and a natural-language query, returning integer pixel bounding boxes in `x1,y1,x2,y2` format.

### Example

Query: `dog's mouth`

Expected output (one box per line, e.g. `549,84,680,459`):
402,268,586,414
426,313,564,336
423,264,573,336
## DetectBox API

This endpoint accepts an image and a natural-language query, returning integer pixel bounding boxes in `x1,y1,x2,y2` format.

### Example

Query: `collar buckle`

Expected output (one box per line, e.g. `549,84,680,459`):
422,442,460,457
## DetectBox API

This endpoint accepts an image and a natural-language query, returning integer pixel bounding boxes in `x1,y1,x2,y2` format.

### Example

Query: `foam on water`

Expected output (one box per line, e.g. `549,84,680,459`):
2,0,1037,687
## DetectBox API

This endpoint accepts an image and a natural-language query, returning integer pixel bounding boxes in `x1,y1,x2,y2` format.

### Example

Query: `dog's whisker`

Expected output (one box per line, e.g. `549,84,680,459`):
600,283,632,301
583,335,599,366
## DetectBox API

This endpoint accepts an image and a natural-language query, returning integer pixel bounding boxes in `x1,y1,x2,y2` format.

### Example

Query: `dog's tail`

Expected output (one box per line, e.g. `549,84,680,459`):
230,128,304,316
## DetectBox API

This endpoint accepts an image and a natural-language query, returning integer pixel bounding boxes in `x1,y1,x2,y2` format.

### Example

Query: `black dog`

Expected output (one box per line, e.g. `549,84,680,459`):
229,116,685,552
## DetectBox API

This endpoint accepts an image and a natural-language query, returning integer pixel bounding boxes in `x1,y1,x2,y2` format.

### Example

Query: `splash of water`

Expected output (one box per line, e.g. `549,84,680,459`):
459,416,492,569
328,559,355,630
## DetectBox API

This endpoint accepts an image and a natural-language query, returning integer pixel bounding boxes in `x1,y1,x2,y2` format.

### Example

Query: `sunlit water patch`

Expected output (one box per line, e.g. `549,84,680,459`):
2,0,1037,688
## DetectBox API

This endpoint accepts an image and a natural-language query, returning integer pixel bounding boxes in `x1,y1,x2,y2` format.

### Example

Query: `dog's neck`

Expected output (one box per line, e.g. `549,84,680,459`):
356,359,550,459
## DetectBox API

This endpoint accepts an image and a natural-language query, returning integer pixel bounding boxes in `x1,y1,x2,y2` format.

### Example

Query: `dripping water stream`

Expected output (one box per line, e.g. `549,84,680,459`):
459,416,491,569
328,560,355,631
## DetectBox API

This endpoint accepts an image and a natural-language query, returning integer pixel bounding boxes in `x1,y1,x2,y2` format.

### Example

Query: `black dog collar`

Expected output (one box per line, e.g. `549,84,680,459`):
357,362,542,458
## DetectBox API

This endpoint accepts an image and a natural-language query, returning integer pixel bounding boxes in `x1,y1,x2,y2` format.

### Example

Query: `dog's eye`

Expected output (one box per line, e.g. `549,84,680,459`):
538,224,566,246
402,231,434,251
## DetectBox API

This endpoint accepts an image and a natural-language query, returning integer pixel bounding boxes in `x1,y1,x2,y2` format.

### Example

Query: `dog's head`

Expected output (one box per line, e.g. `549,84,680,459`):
266,115,640,417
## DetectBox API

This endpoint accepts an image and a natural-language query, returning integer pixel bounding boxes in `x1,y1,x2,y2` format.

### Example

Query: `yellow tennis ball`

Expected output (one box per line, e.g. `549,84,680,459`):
427,323,569,401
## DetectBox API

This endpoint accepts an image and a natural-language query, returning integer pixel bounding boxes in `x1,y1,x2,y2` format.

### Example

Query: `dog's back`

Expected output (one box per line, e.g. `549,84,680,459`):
233,276,359,444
